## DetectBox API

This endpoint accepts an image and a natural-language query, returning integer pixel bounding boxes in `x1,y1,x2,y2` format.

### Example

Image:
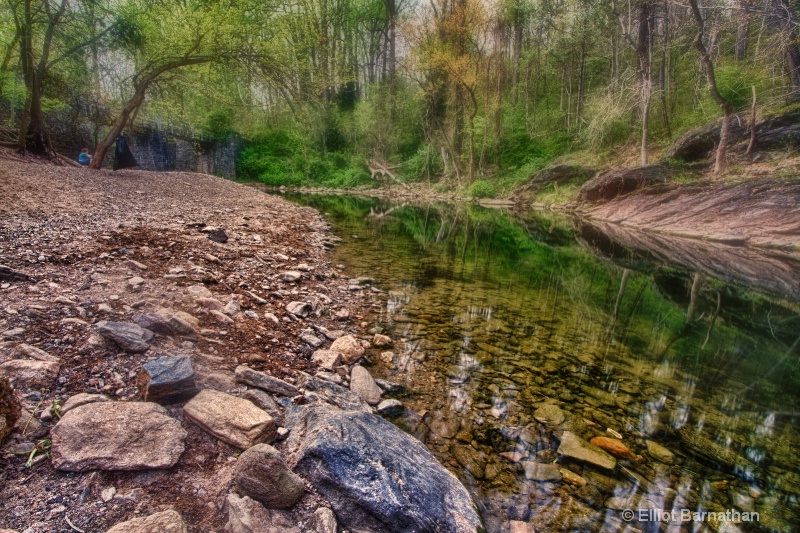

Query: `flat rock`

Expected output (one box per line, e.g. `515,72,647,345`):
235,366,299,397
234,443,305,509
590,436,641,462
106,509,187,533
51,402,186,471
311,350,341,371
197,297,225,312
285,404,481,533
300,330,324,348
533,404,565,425
0,359,60,390
187,284,213,300
522,462,563,482
376,399,404,418
509,521,535,533
183,389,276,448
646,440,675,465
349,365,382,406
60,393,111,415
301,376,371,412
242,389,284,424
143,355,199,404
557,431,616,470
329,335,364,364
96,321,154,353
227,494,299,533
11,343,60,363
286,301,311,317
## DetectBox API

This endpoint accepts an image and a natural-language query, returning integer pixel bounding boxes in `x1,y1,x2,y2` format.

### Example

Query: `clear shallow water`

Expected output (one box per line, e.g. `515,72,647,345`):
286,194,800,533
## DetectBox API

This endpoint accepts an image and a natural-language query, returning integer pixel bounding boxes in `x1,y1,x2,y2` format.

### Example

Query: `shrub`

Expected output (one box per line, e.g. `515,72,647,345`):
467,180,498,198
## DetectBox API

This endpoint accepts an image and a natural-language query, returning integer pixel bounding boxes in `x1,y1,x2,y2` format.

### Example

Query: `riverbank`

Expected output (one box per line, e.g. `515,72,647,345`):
0,159,479,532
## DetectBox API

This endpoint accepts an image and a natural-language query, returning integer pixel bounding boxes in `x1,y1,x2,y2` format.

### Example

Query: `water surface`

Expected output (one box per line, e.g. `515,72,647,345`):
287,194,800,533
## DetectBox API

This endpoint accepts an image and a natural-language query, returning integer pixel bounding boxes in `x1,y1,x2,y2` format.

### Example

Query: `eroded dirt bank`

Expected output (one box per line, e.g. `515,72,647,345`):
578,176,800,250
0,161,387,532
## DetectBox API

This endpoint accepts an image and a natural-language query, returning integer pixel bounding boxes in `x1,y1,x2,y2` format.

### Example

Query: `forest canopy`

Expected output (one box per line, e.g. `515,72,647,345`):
1,0,799,188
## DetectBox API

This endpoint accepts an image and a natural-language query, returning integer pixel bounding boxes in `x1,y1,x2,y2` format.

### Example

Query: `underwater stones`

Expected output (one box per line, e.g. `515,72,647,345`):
557,431,617,470
533,404,565,425
646,440,675,465
589,436,642,462
376,399,405,417
522,462,562,482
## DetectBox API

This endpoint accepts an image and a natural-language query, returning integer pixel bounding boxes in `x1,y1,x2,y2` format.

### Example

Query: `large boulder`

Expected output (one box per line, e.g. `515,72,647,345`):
577,166,672,203
183,389,277,449
106,509,187,533
663,119,746,162
285,404,482,533
50,402,186,471
0,377,21,444
234,443,305,509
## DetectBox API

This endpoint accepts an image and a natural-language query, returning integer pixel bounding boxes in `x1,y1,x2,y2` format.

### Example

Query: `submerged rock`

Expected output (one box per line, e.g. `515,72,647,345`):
589,436,642,462
285,404,481,532
557,431,617,470
646,440,675,465
51,402,186,471
677,426,757,476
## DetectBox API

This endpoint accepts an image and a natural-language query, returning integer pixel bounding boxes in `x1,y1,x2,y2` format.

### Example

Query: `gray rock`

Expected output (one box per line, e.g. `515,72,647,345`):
533,404,565,425
197,297,225,312
51,402,186,471
106,509,187,533
133,313,174,336
242,389,284,424
300,330,324,348
11,343,60,363
646,440,675,465
187,284,212,299
96,321,154,353
376,399,404,418
143,355,199,404
235,366,299,397
349,365,382,406
305,507,337,533
280,271,303,282
300,376,370,412
556,431,617,470
234,444,305,509
311,350,341,371
329,335,364,364
374,379,406,395
286,301,311,317
285,404,481,533
226,494,299,533
60,393,111,415
183,389,276,448
207,228,228,243
0,359,60,390
522,462,563,482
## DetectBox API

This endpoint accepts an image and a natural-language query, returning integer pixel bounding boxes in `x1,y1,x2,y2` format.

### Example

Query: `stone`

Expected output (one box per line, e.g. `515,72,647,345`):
11,343,60,363
509,521,535,533
280,271,302,282
499,452,526,463
349,365,382,406
128,276,145,289
372,334,392,347
578,166,673,203
301,376,371,412
164,313,197,335
96,321,154,353
235,366,299,397
183,389,276,448
329,334,364,364
106,509,187,533
300,330,324,348
211,310,234,324
285,404,481,533
646,440,675,465
101,486,117,502
590,436,642,462
187,284,213,299
133,313,174,336
311,350,341,371
0,359,60,390
451,444,487,479
242,389,284,424
234,443,305,509
225,300,241,315
197,297,225,312
1,377,21,444
374,379,405,395
226,494,299,533
376,399,404,418
557,431,616,470
207,228,228,243
306,507,338,533
522,462,562,482
60,393,111,415
143,355,199,404
559,468,587,486
533,404,565,425
124,259,148,271
286,301,311,317
50,402,186,471
1,327,25,339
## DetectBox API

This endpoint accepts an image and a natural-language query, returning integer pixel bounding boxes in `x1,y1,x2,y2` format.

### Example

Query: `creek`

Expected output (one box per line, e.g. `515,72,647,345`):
284,193,800,533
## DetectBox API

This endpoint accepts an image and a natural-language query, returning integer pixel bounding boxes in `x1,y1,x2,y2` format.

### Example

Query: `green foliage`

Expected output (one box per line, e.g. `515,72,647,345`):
400,145,444,182
467,179,498,198
206,109,234,140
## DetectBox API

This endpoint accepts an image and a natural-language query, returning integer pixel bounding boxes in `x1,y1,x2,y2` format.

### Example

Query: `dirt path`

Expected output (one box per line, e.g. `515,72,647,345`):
0,160,380,532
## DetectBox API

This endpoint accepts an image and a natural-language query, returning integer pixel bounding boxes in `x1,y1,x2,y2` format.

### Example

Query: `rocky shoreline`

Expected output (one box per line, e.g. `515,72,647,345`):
0,161,480,532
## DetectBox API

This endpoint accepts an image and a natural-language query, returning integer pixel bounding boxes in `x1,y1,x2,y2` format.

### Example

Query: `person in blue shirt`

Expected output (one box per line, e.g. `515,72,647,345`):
78,148,92,166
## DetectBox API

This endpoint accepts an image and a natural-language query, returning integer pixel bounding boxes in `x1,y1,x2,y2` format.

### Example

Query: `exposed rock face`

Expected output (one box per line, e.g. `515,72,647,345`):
578,166,672,203
106,509,187,533
183,389,277,448
226,494,299,533
143,355,199,404
96,321,154,353
50,402,186,471
0,359,60,390
235,366,299,397
0,377,21,444
556,431,617,470
234,444,305,509
349,365,382,406
285,404,482,533
663,119,746,162
329,335,364,364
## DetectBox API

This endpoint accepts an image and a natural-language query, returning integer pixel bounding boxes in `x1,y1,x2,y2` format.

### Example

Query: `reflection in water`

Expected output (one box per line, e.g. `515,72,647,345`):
286,194,800,532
